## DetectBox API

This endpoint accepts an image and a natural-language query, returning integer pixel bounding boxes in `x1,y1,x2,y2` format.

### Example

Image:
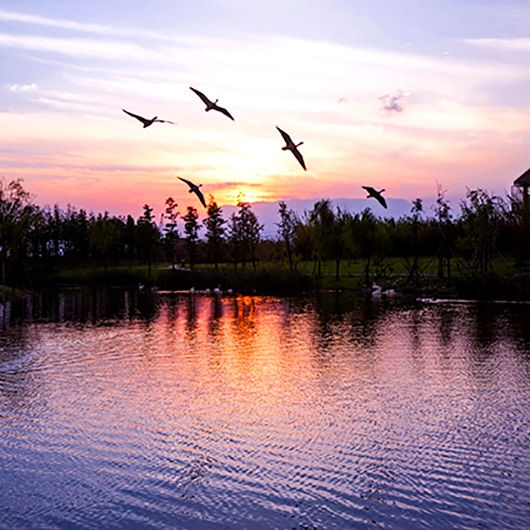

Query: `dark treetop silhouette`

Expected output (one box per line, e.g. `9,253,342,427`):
178,176,207,208
362,186,387,208
276,126,307,171
189,86,235,121
122,108,175,128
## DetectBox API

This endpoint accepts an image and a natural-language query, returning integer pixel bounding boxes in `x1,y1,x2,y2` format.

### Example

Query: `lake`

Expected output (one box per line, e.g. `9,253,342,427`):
1,290,530,529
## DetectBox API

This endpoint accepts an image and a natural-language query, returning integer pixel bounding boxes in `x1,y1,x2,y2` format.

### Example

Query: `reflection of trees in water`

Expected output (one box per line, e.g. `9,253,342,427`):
208,294,223,339
185,294,198,337
312,291,385,350
3,289,160,326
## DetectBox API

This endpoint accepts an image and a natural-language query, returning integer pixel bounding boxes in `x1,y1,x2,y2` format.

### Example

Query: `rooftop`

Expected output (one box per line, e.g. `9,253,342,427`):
514,168,530,186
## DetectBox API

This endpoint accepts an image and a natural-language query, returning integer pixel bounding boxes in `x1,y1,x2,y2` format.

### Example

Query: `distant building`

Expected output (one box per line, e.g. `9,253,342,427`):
513,169,530,208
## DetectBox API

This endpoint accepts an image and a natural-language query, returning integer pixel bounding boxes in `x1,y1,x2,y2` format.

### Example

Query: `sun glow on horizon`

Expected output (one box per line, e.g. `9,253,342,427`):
2,3,530,218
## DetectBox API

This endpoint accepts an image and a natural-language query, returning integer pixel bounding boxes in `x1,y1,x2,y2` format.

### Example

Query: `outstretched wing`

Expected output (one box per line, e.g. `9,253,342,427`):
215,105,235,121
376,194,387,209
190,86,212,107
292,147,307,171
154,119,175,125
276,126,292,146
177,176,194,188
362,186,376,194
194,187,207,208
122,108,149,126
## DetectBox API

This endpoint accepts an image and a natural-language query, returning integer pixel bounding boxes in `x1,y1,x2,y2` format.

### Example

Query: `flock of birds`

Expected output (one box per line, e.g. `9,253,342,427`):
122,85,389,211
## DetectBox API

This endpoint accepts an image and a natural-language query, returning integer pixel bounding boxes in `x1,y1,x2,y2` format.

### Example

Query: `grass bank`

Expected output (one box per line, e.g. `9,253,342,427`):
17,257,530,300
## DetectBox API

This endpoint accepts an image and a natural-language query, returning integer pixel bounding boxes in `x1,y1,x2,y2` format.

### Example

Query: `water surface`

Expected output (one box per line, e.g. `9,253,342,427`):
1,290,530,529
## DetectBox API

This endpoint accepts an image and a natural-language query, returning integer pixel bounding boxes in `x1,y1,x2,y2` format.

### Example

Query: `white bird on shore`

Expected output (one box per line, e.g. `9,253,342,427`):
276,126,306,171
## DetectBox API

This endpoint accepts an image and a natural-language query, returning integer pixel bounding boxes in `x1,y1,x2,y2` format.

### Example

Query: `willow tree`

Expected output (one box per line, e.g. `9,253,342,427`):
308,199,335,277
459,189,505,274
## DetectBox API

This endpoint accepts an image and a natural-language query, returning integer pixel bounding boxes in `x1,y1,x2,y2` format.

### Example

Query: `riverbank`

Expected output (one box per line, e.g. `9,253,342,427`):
3,259,529,301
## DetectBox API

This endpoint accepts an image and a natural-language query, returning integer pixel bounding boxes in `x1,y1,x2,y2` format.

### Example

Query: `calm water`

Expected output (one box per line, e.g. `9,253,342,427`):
1,290,530,530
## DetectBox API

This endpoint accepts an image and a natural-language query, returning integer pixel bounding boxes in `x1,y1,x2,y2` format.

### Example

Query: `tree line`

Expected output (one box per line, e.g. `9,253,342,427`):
1,177,529,290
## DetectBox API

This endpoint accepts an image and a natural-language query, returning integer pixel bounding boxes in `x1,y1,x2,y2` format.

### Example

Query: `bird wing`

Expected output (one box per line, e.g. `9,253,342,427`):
194,188,207,208
276,126,292,146
362,186,376,194
122,108,149,126
376,194,388,208
154,119,175,124
292,147,307,171
177,176,194,188
190,86,212,106
215,105,235,121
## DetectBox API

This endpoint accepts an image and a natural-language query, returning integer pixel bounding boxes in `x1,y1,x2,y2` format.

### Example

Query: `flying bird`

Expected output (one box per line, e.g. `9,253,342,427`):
276,126,306,171
189,86,234,121
122,108,175,128
362,186,387,209
178,176,207,208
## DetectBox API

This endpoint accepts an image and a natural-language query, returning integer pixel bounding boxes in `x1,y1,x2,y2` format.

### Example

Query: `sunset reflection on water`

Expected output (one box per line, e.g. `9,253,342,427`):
1,291,530,530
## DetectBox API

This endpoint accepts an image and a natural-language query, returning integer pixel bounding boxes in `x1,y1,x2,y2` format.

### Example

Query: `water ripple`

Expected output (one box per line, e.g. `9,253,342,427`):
1,293,530,529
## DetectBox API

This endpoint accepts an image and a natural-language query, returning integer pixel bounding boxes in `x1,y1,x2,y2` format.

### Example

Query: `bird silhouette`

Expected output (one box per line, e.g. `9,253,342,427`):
122,108,175,128
362,186,387,208
189,87,234,121
178,176,207,208
276,126,306,171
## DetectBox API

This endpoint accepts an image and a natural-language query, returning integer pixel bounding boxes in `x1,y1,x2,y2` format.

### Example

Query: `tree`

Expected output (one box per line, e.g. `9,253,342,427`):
89,212,125,268
162,197,180,269
330,207,351,281
432,182,453,278
136,204,159,277
203,196,226,271
407,198,423,285
459,189,505,273
0,178,36,286
351,208,382,286
308,199,335,277
227,201,263,270
182,206,201,270
276,201,297,271
62,205,90,265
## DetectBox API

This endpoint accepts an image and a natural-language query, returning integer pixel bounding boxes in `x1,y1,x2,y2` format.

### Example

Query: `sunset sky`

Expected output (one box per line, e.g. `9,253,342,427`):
1,0,530,219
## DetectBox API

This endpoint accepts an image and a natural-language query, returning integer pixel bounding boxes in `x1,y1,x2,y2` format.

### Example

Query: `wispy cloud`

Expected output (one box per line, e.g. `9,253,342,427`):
8,82,38,92
464,38,530,51
0,32,161,61
0,9,120,35
2,5,530,212
0,8,184,41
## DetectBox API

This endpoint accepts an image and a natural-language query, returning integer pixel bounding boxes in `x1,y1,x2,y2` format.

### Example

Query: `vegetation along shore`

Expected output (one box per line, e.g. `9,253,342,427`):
1,178,530,301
